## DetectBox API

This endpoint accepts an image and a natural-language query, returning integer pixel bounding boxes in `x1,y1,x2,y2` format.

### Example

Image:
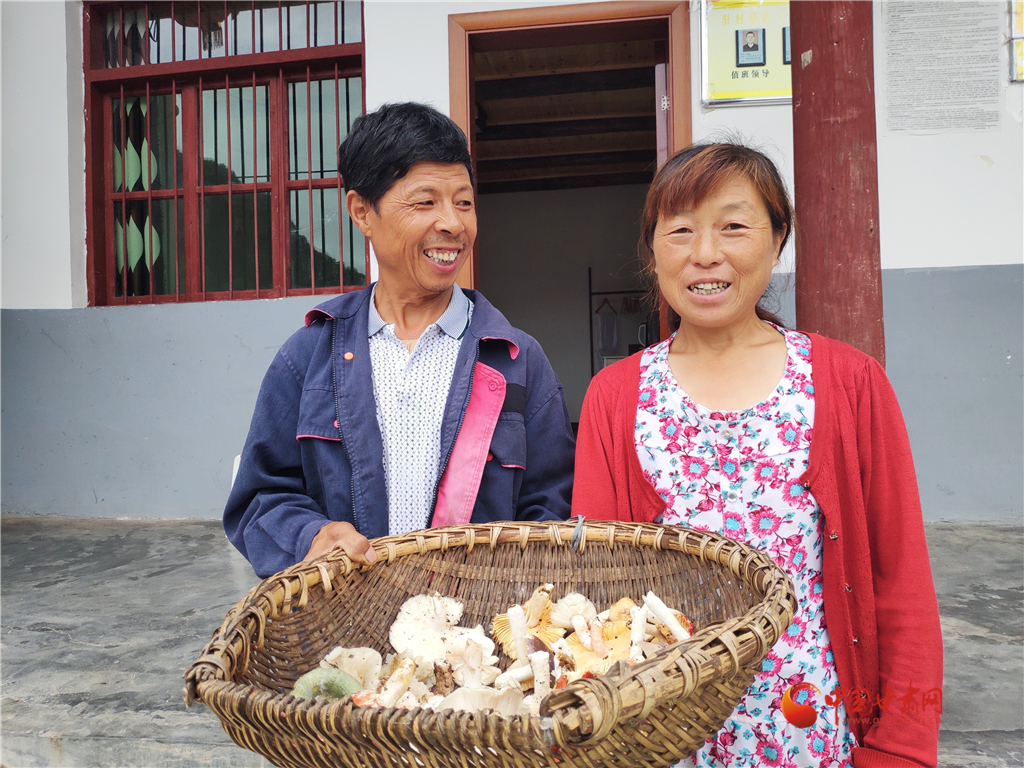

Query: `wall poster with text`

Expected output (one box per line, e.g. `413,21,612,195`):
701,0,792,106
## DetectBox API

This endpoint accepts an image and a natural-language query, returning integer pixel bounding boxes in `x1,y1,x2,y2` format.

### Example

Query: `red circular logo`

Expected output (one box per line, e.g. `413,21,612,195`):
781,682,821,728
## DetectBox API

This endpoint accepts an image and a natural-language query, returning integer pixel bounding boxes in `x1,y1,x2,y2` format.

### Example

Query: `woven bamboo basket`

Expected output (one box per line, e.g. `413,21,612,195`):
185,519,796,768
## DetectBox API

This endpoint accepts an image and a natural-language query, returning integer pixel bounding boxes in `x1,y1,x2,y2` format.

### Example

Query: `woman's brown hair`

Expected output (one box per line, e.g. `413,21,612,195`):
639,143,794,327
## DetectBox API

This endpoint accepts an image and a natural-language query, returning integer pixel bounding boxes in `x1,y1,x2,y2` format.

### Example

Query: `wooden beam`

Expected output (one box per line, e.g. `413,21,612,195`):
475,67,654,100
478,149,656,174
474,40,659,81
791,2,885,365
479,171,653,194
475,130,657,161
477,115,656,141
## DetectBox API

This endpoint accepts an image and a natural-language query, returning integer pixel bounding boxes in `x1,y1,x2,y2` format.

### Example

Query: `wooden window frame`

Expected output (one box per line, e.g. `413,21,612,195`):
83,1,367,306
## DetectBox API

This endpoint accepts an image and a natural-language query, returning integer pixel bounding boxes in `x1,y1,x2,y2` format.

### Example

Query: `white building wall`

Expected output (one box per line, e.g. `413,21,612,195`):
0,1,82,309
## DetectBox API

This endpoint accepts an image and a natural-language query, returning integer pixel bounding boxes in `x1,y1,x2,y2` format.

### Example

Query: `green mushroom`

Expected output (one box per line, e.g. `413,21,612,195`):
292,667,363,700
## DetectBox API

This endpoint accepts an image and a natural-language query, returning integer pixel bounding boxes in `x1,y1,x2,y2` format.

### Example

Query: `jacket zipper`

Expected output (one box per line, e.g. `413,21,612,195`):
426,343,480,527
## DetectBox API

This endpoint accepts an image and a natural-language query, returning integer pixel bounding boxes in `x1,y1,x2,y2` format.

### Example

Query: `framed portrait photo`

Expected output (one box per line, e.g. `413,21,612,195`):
736,28,766,67
783,26,791,65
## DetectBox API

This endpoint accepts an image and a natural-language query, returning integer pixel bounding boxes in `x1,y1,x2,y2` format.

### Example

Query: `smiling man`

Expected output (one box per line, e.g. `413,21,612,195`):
225,103,575,578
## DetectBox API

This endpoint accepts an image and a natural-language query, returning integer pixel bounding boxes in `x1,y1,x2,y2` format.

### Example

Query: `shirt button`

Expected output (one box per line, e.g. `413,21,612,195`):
844,584,852,592
488,382,497,391
487,452,493,461
829,532,839,540
343,351,354,361
334,420,339,429
726,491,739,502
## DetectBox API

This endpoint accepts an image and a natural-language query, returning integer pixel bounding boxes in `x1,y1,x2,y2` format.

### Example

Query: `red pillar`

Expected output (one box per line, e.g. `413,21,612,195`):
791,2,885,366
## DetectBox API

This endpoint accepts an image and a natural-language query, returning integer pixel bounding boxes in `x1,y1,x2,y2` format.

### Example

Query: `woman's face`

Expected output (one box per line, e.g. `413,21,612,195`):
653,174,785,332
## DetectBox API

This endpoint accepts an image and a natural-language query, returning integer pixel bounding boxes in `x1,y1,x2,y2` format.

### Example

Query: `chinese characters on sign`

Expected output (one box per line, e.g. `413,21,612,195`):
701,0,792,105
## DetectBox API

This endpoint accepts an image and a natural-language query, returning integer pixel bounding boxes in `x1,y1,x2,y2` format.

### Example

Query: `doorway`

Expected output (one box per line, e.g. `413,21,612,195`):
448,2,691,423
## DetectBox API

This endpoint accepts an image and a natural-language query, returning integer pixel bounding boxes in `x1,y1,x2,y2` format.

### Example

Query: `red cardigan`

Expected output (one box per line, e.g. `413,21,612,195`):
573,334,942,768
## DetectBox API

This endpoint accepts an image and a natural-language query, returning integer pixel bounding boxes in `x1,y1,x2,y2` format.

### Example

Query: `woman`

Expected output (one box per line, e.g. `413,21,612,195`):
574,143,942,767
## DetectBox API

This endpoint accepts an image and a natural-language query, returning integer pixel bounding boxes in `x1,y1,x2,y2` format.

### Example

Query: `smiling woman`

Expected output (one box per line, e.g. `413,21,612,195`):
573,143,943,767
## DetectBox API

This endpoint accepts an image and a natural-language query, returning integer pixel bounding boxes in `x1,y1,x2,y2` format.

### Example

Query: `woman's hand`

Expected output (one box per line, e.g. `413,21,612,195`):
303,521,378,566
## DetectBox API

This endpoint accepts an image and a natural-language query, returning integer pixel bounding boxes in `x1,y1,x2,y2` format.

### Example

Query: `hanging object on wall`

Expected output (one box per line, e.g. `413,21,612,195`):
700,0,792,106
595,298,618,356
621,295,643,315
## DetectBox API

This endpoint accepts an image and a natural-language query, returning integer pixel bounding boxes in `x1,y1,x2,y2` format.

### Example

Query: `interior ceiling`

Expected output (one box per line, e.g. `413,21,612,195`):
473,36,665,195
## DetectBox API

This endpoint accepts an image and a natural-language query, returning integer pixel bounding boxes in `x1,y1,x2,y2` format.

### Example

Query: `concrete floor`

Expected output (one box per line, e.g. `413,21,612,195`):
1,518,1021,768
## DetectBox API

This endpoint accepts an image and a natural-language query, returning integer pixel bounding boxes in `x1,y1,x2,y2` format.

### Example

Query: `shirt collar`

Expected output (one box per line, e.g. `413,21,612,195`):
367,284,471,340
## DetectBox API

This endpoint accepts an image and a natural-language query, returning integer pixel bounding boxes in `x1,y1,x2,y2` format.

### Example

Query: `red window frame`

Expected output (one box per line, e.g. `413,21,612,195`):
83,1,368,306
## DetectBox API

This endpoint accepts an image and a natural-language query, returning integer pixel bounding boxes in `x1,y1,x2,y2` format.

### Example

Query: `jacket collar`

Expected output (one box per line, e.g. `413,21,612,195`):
305,283,520,358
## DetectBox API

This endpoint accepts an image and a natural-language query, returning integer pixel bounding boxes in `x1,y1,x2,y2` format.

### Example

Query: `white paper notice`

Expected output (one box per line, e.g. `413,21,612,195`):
883,1,1002,133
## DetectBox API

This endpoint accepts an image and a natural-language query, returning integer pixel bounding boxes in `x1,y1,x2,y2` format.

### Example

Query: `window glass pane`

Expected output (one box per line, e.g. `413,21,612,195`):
150,92,184,190
290,189,342,289
113,198,182,296
101,3,358,67
312,2,339,47
204,193,273,292
202,84,270,185
289,77,362,181
284,3,308,51
343,0,362,44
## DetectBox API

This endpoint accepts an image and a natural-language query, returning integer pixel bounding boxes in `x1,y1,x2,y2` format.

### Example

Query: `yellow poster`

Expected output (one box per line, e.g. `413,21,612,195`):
1014,1,1024,82
703,0,791,104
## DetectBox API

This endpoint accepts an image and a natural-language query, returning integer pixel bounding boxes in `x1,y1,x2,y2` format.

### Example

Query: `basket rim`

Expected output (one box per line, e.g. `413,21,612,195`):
184,519,796,749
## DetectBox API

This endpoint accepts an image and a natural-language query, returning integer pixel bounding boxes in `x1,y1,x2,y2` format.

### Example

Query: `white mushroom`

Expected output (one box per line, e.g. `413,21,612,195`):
377,657,417,707
507,604,531,665
629,605,649,663
529,651,552,699
550,593,598,631
437,686,524,716
524,583,555,628
446,630,500,686
643,591,691,642
389,593,467,664
494,664,534,691
320,646,383,691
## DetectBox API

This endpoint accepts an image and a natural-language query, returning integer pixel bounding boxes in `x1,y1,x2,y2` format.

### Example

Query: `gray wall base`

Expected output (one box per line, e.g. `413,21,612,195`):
2,264,1021,522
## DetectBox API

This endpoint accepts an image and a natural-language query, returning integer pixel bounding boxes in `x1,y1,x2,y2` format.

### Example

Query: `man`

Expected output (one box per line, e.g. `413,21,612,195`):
743,31,759,52
225,102,575,577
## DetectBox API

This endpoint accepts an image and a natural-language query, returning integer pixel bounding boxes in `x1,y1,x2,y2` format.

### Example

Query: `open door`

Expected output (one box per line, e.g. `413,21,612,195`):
448,1,691,292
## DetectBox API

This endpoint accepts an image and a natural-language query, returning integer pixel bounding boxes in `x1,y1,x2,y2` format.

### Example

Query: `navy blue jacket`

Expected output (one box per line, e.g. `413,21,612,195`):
224,286,575,577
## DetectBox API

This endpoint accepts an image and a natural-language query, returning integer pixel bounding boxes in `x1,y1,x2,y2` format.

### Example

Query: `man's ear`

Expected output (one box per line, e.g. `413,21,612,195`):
346,190,374,238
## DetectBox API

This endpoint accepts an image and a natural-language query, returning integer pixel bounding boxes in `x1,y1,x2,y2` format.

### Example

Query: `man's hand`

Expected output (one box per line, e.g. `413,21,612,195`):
303,521,378,565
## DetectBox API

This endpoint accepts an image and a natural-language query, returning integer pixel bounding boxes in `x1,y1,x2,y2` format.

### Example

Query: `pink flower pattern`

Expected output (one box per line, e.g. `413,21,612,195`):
635,327,856,766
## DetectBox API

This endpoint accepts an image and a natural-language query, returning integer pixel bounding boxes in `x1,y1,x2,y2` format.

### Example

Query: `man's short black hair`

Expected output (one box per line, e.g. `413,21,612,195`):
338,102,475,208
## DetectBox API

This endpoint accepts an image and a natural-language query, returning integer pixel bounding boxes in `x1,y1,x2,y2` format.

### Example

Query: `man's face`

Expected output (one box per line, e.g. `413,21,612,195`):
746,32,755,45
348,162,476,298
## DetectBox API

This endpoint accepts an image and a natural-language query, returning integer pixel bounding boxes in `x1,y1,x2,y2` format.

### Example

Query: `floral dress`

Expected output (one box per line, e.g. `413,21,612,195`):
634,327,857,767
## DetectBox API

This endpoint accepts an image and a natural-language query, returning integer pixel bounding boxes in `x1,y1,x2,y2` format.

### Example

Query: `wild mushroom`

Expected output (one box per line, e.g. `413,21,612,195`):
565,619,631,676
292,667,362,700
491,586,565,658
643,591,692,642
629,605,650,663
436,686,524,716
378,657,418,707
445,633,501,688
320,646,383,691
608,597,638,622
389,592,467,664
550,593,597,649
